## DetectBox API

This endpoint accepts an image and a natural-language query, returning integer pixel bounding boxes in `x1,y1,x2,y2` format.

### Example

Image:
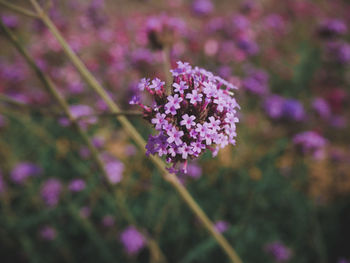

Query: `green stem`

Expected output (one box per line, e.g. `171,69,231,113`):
75,111,142,121
0,94,141,119
27,2,243,262
1,20,167,263
0,0,38,18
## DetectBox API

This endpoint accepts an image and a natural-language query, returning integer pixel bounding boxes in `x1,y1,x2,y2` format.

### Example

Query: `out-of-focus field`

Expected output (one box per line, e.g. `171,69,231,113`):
0,0,350,262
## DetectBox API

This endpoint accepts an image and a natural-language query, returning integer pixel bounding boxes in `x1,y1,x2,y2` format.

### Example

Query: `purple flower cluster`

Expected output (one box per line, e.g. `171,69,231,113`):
312,97,331,119
191,0,214,16
326,41,350,64
86,0,107,29
263,95,305,121
131,61,239,173
40,178,62,207
104,159,124,184
11,162,42,184
293,131,327,160
1,15,19,29
214,220,230,233
120,226,146,255
242,67,269,95
263,14,286,33
39,226,57,241
145,14,186,49
318,19,347,38
264,241,292,262
68,179,86,192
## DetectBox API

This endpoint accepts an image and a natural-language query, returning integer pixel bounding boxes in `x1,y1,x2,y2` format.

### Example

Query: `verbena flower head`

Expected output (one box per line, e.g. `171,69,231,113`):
312,97,331,119
120,226,146,255
264,241,292,263
318,19,347,38
242,67,269,95
39,226,57,241
1,15,19,29
130,61,239,173
263,95,284,119
68,179,86,192
145,14,186,49
263,95,305,122
40,178,62,207
293,131,327,160
11,162,42,184
326,41,350,64
104,159,124,184
214,220,230,233
191,0,214,16
282,99,305,121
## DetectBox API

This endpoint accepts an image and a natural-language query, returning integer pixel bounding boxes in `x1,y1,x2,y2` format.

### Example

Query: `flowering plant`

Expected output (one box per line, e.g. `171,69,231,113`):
130,61,239,172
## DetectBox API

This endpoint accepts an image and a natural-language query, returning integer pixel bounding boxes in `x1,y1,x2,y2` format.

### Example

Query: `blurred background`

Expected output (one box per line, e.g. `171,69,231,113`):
0,0,350,262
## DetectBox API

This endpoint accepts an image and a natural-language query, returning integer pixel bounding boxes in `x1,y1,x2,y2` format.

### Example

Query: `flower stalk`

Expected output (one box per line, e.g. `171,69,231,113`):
0,0,38,18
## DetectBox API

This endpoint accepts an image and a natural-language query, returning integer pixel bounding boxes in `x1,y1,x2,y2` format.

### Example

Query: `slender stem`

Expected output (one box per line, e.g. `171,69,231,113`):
0,95,142,119
0,1,38,18
27,1,243,262
1,20,167,263
75,111,142,121
162,46,172,95
0,94,28,107
0,93,60,115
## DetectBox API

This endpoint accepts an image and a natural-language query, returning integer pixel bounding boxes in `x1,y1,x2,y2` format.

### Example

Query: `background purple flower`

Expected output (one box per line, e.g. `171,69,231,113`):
326,41,350,64
214,220,230,233
68,179,86,192
282,99,305,121
120,226,146,255
264,241,292,262
1,15,19,29
39,226,57,241
293,131,327,160
243,68,269,95
312,98,331,119
318,19,347,38
11,162,42,184
264,95,285,119
191,0,214,16
40,178,62,207
104,159,124,184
